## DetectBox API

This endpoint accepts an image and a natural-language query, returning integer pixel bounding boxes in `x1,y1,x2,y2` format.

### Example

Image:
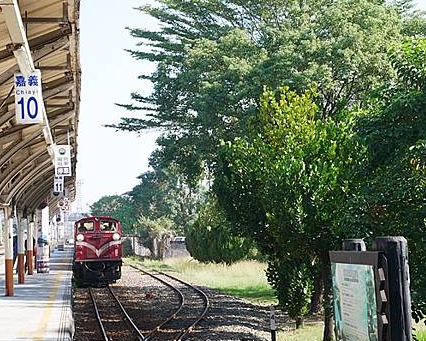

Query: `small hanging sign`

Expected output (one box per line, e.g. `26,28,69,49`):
53,145,72,177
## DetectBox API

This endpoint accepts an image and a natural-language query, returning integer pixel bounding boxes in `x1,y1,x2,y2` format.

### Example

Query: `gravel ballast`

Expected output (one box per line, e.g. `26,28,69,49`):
73,265,290,341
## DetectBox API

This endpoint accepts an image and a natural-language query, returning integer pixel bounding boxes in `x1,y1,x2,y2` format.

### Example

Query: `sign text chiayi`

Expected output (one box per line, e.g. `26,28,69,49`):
14,70,44,124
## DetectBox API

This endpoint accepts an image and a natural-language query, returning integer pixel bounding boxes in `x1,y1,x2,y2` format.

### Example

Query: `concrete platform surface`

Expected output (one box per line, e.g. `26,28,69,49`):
0,246,74,341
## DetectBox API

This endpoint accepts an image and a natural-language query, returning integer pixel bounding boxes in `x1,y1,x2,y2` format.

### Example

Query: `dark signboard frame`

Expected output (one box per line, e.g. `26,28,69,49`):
330,251,389,341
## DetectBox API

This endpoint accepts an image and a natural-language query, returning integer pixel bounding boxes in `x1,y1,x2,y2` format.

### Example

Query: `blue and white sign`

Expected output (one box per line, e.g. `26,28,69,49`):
14,70,44,124
53,145,72,177
53,176,64,195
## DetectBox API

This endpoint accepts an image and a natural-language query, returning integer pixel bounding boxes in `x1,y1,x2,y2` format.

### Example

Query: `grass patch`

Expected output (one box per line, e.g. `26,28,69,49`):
275,321,426,341
125,256,276,304
415,321,426,340
278,324,323,341
417,331,426,341
126,256,174,271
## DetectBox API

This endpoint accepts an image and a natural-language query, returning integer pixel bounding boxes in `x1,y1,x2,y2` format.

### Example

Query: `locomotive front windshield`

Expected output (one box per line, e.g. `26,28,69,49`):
100,220,117,232
78,221,94,232
75,218,120,233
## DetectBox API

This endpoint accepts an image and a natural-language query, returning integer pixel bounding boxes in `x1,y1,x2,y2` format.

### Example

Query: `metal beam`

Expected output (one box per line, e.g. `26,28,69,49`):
3,157,52,203
19,170,54,210
28,177,75,215
0,126,23,144
19,174,52,207
22,17,68,24
19,168,54,210
0,0,34,74
28,187,51,213
0,36,69,86
0,134,68,193
0,0,61,165
0,26,72,62
0,107,75,169
38,65,69,71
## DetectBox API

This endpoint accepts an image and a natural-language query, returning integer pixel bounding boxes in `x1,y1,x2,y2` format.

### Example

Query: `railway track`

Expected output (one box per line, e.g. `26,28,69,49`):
89,286,145,341
129,265,209,341
80,266,209,341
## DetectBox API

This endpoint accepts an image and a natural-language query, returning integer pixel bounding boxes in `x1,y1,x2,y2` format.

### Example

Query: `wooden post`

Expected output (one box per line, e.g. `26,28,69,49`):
27,218,34,275
373,237,412,341
17,212,25,284
4,207,14,296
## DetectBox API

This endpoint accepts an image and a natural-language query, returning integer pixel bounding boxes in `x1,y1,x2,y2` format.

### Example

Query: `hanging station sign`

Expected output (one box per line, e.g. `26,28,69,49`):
14,70,44,124
53,145,72,177
53,176,64,196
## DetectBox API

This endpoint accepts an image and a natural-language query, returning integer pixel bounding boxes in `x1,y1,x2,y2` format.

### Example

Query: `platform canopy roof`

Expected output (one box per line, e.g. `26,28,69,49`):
0,0,80,216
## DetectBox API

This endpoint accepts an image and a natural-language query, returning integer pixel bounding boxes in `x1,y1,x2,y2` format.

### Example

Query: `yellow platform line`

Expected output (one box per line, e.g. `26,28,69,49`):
18,271,63,341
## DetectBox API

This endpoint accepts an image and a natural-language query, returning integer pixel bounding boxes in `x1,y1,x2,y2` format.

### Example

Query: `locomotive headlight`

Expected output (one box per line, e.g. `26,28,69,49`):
76,234,84,242
112,233,121,241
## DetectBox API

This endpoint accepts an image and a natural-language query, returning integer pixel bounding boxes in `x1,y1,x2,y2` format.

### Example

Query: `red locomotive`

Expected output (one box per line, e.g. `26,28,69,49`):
73,216,122,286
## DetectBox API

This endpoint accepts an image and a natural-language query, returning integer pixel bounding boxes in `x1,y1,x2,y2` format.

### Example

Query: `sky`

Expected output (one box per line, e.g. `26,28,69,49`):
77,0,159,211
418,0,426,10
76,0,426,212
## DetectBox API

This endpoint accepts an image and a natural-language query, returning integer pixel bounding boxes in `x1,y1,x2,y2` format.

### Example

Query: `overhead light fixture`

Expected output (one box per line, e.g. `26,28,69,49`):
13,45,34,77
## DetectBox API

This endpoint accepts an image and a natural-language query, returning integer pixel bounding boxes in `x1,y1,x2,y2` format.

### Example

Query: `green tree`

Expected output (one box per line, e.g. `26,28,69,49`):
185,195,256,264
266,258,313,329
112,0,405,184
344,37,426,322
135,215,175,259
90,195,136,234
129,167,200,233
215,87,366,339
110,2,426,338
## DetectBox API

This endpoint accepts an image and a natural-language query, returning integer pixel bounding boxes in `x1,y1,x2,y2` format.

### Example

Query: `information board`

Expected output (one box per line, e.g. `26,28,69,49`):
14,70,44,124
332,263,378,341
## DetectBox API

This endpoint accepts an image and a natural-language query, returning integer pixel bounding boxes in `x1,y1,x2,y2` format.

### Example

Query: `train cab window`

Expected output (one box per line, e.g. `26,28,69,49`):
100,221,117,232
78,222,94,232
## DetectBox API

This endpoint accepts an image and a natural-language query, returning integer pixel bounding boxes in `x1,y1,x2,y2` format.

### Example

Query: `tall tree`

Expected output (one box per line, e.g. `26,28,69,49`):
109,2,426,338
135,215,175,259
90,195,137,234
111,0,405,183
185,194,256,265
215,87,366,339
344,37,426,322
129,165,201,233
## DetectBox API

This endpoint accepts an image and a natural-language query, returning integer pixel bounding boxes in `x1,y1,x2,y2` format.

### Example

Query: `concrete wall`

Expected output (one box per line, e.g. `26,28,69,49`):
124,236,190,259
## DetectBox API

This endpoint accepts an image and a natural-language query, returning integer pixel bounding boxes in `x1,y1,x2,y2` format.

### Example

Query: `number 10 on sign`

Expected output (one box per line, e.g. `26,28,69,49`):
14,70,44,124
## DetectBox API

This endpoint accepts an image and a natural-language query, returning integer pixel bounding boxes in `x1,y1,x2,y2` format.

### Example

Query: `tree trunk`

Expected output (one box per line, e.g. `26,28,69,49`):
295,316,304,329
309,269,324,314
321,253,334,341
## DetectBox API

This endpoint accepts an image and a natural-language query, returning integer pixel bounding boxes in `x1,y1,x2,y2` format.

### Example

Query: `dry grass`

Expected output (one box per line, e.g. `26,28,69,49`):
278,324,323,341
126,256,277,304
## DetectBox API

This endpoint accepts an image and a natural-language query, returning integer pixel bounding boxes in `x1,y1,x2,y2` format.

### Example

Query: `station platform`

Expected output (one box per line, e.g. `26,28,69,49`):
0,246,74,341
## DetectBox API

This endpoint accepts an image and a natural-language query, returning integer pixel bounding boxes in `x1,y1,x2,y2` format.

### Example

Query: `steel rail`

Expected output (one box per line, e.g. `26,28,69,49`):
128,264,209,341
128,264,185,340
107,285,146,341
88,287,109,341
89,286,145,341
157,270,210,340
